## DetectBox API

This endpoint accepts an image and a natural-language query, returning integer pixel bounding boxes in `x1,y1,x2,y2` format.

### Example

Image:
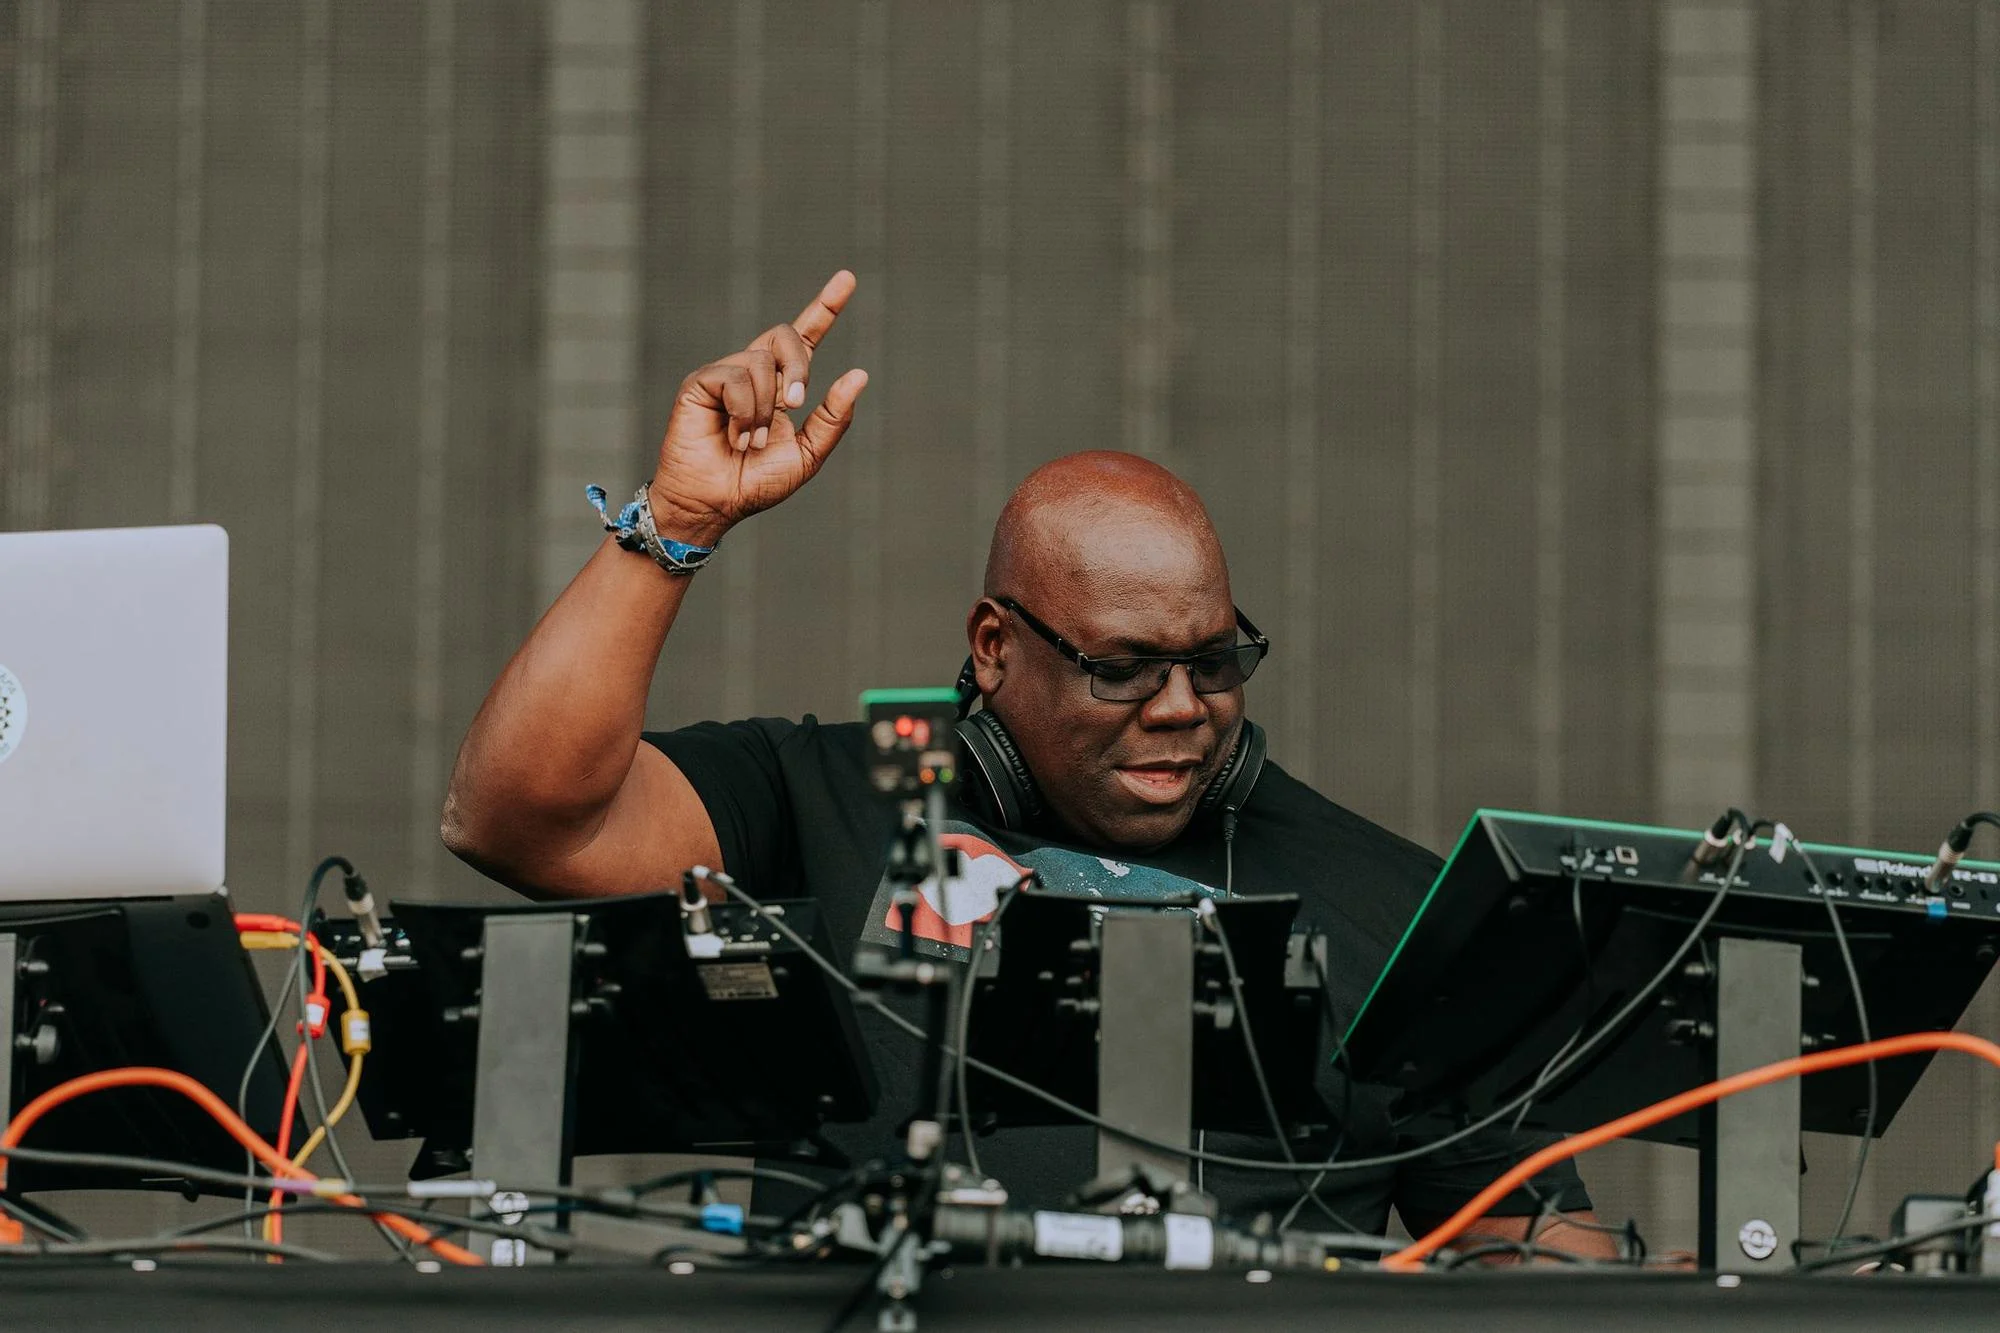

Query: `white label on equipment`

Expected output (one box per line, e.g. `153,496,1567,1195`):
697,960,779,1000
1769,824,1792,863
1163,1214,1214,1270
1032,1211,1123,1262
490,1237,527,1266
0,665,25,764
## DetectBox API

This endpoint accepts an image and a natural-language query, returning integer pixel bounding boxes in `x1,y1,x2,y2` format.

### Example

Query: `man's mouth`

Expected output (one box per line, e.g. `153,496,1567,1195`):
1113,760,1203,806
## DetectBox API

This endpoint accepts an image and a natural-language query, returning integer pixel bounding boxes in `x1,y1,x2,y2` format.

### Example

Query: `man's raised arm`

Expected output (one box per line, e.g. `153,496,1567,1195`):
440,272,868,898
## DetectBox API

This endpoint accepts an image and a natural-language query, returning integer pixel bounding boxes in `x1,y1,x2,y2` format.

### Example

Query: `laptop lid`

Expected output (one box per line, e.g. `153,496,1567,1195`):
0,524,227,899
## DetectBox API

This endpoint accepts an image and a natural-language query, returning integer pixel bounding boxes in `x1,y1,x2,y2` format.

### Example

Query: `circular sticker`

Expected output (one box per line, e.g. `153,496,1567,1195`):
0,665,23,765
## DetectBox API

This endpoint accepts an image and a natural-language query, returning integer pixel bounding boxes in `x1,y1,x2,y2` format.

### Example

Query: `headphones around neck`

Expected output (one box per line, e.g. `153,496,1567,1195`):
951,655,1267,833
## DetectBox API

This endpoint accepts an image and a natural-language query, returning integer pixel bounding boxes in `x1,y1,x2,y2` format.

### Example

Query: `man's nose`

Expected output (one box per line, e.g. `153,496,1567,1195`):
1139,663,1205,727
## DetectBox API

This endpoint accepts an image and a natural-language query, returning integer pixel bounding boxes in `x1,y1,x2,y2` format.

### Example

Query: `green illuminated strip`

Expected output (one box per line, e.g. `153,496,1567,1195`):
1338,807,2000,1050
859,687,962,711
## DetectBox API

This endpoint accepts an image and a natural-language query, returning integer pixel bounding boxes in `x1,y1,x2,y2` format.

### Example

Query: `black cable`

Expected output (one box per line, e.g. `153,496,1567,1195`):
1508,870,1597,1135
1276,945,1358,1231
707,844,1747,1177
0,1234,344,1265
235,859,343,1242
1793,838,1876,1248
159,1197,735,1264
0,1193,84,1244
1437,1240,1601,1270
950,871,1037,1183
1203,900,1360,1233
627,1164,832,1199
1792,1210,1994,1273
824,1231,909,1333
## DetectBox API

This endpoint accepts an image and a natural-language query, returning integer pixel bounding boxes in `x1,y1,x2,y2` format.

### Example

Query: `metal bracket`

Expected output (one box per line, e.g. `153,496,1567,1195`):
1699,935,1803,1273
469,912,585,1265
1095,912,1193,1187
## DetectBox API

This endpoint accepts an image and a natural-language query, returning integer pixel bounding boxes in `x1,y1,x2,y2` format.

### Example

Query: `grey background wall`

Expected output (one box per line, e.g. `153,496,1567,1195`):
4,0,1999,1260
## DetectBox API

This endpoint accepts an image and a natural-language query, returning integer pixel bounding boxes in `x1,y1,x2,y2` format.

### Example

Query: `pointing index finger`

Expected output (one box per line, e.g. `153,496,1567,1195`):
792,270,857,349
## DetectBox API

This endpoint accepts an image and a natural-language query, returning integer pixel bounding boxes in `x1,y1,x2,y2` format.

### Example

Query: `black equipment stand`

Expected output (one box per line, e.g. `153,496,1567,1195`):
329,889,877,1265
0,893,290,1197
966,888,1329,1196
1343,809,2000,1273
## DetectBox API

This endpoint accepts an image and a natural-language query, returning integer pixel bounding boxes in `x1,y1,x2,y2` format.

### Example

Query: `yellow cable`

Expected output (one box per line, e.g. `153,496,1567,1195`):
237,930,372,1238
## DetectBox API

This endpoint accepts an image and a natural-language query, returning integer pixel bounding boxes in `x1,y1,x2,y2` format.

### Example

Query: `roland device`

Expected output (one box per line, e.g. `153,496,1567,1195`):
1343,809,2000,1274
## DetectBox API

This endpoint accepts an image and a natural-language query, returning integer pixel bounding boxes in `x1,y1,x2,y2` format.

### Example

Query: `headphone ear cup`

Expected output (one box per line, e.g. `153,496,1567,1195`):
1198,719,1267,817
955,710,1043,832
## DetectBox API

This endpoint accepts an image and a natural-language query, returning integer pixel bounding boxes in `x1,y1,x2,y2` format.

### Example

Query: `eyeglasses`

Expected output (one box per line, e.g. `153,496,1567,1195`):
997,597,1270,704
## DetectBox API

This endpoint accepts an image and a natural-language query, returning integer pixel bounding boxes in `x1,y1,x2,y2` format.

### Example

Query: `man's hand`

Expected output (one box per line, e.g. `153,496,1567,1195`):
647,270,869,546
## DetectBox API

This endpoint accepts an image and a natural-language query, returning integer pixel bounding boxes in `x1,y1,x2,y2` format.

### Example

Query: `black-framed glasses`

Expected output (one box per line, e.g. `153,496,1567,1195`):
997,597,1270,704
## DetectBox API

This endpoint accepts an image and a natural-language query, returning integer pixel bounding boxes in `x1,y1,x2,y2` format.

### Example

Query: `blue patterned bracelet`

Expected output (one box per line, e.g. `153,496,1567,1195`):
586,484,718,574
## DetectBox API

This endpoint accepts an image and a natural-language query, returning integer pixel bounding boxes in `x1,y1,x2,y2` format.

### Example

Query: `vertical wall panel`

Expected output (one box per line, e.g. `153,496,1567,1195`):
1172,0,1289,650
1436,0,1541,845
1756,1,1855,842
1318,0,1416,830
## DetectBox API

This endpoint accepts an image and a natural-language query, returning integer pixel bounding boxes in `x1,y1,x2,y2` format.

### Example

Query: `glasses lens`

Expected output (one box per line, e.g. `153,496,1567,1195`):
1085,644,1265,702
1189,644,1264,693
1087,658,1171,703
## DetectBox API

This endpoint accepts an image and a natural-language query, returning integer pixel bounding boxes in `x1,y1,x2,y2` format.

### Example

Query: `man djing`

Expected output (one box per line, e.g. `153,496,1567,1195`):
442,271,1613,1257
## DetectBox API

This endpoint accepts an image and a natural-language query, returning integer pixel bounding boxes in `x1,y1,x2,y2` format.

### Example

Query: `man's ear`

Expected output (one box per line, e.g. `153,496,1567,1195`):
966,597,1008,698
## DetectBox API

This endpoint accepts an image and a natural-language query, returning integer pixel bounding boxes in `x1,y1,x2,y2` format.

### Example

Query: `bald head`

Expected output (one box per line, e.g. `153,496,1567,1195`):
966,452,1246,850
983,451,1228,604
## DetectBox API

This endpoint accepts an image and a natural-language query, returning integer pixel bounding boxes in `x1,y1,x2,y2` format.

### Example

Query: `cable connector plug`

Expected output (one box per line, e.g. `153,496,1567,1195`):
1927,821,1978,897
341,867,386,951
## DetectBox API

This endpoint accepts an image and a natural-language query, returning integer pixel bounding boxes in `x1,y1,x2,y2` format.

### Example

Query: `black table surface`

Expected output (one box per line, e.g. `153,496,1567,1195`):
0,1264,1993,1330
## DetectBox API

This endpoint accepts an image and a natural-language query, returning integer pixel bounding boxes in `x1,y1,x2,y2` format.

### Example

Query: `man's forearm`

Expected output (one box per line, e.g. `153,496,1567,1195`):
443,535,697,857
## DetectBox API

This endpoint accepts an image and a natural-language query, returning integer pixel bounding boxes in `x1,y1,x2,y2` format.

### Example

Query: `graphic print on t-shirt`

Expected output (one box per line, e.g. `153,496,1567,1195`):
858,819,1224,958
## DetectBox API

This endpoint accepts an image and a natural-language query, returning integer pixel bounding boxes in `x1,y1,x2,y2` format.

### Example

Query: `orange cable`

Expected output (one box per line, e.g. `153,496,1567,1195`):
0,1067,481,1265
1383,1030,2000,1271
264,1042,314,1251
233,913,303,935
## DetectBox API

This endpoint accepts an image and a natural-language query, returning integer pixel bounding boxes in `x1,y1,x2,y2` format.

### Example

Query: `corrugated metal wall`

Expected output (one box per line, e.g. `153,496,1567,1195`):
3,0,1997,1261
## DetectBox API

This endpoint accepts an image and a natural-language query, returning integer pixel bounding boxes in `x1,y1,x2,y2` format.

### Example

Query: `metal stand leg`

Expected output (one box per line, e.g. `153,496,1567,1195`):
1096,912,1193,1186
1700,936,1803,1273
470,913,582,1265
0,934,15,1131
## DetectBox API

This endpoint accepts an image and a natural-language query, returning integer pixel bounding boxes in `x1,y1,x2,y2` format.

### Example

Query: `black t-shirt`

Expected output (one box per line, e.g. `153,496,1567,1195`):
646,715,1590,1231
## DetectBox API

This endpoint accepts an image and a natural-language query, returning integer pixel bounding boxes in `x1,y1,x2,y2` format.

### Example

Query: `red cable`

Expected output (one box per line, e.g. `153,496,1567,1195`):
232,913,301,934
265,1042,313,1250
1383,1030,2000,1270
0,1067,480,1265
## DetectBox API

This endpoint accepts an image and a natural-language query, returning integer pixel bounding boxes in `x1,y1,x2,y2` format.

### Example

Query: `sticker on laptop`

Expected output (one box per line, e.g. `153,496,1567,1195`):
0,666,23,764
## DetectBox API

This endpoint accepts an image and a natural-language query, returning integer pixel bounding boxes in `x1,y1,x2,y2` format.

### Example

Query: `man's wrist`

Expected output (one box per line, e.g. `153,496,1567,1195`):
646,481,733,549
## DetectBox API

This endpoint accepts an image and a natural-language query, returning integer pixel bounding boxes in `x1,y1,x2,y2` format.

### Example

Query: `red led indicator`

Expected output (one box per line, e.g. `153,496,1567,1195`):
895,716,914,737
911,719,931,747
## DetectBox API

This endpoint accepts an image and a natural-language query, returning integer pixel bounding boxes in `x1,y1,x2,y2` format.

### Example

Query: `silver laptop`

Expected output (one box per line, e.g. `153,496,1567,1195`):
0,524,228,899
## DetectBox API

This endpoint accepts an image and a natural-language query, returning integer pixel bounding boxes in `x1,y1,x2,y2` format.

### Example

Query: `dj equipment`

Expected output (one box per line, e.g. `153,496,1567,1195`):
0,894,289,1195
951,658,1267,831
964,887,1327,1186
1343,809,2000,1273
323,890,877,1214
0,525,228,899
